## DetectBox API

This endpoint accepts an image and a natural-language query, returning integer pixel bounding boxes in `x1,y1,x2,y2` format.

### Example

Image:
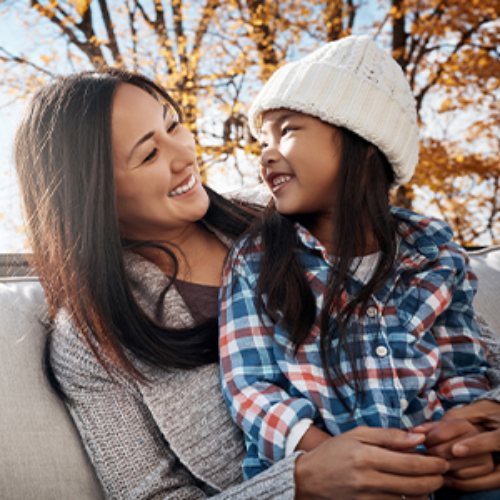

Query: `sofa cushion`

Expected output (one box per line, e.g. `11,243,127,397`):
469,246,500,335
0,278,103,500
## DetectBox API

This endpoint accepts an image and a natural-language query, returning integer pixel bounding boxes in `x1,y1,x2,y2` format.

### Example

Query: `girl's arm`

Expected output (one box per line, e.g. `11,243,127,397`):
414,251,498,486
416,314,500,491
219,247,319,477
429,247,490,408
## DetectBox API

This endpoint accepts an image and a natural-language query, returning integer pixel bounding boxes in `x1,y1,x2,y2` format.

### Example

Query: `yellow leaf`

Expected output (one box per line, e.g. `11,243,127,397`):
69,0,90,16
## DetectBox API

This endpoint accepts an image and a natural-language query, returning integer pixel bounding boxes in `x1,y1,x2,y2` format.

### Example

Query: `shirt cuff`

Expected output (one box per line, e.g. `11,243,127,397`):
284,418,313,456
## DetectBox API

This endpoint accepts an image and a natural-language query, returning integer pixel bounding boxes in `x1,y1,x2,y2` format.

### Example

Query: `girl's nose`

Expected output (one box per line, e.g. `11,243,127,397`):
261,146,279,167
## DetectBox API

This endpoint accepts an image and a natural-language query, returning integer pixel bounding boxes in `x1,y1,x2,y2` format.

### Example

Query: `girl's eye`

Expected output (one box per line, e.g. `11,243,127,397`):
260,141,269,150
143,148,158,164
167,120,178,133
282,126,294,136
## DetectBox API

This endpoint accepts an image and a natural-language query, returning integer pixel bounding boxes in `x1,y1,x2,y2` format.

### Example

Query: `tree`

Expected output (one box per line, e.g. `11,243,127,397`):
1,0,499,244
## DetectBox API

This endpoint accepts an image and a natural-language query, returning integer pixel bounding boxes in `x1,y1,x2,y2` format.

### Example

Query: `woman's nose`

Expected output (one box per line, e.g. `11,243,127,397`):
164,132,196,172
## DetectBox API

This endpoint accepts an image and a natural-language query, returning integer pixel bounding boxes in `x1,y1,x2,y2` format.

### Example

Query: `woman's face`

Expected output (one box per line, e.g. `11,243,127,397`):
112,83,209,241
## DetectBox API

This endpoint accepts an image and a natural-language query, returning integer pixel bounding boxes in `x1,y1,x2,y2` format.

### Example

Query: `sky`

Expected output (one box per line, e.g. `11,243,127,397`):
0,4,32,253
0,99,25,253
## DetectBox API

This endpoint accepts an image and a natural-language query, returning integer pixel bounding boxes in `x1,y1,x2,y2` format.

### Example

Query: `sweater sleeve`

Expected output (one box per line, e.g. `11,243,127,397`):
476,312,500,403
219,249,318,479
50,312,297,500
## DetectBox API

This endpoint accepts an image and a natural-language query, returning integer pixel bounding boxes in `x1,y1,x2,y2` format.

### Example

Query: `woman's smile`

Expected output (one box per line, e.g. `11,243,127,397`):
168,173,197,198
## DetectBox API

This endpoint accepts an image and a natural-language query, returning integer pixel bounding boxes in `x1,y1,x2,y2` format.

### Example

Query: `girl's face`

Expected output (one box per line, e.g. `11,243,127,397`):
112,83,209,241
259,109,342,219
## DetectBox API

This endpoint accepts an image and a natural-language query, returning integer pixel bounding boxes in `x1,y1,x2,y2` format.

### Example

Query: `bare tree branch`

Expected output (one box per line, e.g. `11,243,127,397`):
97,0,123,64
0,46,56,76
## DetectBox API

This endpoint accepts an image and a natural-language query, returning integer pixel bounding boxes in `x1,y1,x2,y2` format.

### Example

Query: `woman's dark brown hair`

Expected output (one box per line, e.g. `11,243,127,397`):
14,68,255,391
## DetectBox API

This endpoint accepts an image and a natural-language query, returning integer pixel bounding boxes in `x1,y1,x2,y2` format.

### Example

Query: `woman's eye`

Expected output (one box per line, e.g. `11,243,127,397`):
143,148,158,163
282,126,294,136
167,121,178,133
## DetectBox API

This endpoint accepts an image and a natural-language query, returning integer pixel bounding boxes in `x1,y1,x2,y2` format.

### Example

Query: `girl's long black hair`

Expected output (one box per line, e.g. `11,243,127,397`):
248,127,398,411
14,69,257,396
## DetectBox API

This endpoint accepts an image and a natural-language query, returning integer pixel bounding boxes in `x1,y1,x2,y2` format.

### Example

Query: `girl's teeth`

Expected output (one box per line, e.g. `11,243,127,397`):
273,175,291,188
169,175,195,197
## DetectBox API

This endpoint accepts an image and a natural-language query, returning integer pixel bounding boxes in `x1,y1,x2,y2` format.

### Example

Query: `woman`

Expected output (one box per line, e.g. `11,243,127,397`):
13,68,500,499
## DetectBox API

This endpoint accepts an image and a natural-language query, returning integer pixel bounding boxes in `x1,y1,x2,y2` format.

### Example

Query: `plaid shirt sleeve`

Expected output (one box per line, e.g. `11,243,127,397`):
219,246,318,474
430,246,491,408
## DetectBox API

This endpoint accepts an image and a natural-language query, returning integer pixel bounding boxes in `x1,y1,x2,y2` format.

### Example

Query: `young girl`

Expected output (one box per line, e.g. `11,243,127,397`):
219,36,499,499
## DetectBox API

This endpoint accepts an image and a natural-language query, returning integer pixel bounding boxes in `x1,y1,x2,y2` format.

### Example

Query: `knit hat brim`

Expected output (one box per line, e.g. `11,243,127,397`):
248,37,419,185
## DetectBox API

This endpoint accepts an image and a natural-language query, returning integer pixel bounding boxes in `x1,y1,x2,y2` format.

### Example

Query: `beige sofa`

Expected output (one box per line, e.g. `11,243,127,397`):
1,248,499,499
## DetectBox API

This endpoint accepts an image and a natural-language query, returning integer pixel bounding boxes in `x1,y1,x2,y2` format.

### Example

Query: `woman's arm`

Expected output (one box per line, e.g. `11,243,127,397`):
50,313,298,500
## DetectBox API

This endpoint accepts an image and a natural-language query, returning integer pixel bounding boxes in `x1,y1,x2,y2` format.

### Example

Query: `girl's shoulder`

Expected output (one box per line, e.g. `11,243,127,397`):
391,206,454,249
392,206,471,274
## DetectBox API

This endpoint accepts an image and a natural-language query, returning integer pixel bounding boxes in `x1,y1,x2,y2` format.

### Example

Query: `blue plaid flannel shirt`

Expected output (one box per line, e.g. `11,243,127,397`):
219,207,490,479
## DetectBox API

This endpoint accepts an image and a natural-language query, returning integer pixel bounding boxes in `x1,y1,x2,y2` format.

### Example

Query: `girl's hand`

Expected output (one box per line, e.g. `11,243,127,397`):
433,401,500,491
294,426,448,500
414,418,495,482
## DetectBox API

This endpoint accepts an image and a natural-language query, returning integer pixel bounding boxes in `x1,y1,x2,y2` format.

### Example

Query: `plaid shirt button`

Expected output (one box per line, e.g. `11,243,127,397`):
401,398,409,410
376,345,388,357
367,306,378,317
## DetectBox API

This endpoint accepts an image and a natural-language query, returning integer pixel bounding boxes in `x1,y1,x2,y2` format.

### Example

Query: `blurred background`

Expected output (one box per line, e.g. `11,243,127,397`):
1,0,499,253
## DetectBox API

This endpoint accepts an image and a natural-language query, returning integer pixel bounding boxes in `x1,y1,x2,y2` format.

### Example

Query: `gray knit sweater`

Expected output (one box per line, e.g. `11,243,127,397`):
50,244,500,500
50,250,298,500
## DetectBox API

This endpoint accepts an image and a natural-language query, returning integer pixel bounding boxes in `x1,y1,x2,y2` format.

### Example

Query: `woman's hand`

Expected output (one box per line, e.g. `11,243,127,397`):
431,400,500,491
414,418,495,482
294,426,448,500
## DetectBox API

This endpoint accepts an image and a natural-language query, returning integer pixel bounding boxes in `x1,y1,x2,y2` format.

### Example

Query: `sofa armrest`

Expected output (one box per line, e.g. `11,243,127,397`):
0,278,103,500
468,246,500,336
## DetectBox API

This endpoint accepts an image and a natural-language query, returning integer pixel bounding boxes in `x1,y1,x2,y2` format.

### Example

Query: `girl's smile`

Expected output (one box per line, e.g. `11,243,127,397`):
266,173,294,193
259,109,343,219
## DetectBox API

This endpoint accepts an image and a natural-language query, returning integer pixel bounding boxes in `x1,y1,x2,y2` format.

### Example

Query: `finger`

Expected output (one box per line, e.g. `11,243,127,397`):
447,454,494,474
363,446,449,476
413,421,441,433
423,419,476,449
442,401,500,425
370,470,445,496
449,461,495,480
444,466,500,492
452,430,500,458
351,426,427,451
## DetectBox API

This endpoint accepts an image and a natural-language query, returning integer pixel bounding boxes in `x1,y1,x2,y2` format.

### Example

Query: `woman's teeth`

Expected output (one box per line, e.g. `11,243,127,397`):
272,175,291,191
169,175,196,197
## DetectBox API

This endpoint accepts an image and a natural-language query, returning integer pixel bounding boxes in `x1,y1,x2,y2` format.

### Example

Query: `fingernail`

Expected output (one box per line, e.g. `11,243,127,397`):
453,443,468,456
407,432,424,442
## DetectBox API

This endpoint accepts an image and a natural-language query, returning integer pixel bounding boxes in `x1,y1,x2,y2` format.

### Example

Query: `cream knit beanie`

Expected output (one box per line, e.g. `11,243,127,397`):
248,35,419,185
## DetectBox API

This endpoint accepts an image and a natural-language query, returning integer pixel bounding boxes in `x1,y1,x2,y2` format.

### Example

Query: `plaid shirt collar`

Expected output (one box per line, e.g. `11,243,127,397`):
295,206,454,270
294,206,456,312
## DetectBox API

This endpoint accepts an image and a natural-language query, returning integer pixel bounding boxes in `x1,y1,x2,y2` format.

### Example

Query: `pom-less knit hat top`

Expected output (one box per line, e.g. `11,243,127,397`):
248,35,419,185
